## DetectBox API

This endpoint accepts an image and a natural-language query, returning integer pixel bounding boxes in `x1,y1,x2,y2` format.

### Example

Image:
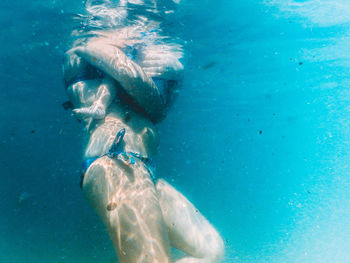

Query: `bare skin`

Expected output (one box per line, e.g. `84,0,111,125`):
65,36,224,263
81,103,224,263
82,106,171,262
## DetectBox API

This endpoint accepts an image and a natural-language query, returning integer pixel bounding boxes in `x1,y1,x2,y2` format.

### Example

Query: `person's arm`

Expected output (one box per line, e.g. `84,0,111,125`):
137,43,184,80
64,49,116,125
74,37,167,123
63,49,90,87
72,76,116,120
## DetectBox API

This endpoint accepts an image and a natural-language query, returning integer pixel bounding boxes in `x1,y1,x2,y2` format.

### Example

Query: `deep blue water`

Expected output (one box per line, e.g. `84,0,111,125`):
1,0,350,262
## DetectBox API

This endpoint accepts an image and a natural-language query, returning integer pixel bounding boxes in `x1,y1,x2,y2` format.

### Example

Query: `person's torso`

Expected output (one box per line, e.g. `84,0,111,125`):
84,102,160,160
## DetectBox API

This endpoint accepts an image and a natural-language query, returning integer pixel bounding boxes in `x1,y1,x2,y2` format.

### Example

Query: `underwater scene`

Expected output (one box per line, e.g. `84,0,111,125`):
1,0,350,262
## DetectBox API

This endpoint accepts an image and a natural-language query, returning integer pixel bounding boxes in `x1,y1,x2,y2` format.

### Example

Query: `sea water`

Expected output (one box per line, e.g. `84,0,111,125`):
1,0,350,262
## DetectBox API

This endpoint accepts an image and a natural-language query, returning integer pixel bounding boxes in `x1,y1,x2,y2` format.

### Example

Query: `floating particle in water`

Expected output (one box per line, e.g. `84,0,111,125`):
31,130,35,134
259,130,262,135
202,61,216,70
265,93,272,100
299,62,303,66
18,192,32,204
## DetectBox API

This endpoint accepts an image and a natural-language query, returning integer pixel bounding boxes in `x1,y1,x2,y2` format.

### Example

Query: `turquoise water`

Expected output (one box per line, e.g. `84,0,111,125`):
1,0,350,262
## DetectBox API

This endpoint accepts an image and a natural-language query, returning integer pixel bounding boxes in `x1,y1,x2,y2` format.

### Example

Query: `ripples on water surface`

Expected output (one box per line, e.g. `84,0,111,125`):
1,0,350,262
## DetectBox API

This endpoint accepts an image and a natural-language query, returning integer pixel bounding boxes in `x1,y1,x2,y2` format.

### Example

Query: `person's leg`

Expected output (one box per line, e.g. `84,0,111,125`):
72,76,117,120
82,157,172,263
156,179,224,263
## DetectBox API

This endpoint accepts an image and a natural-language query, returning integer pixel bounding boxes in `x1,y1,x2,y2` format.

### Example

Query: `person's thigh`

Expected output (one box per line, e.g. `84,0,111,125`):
156,179,224,263
83,157,171,263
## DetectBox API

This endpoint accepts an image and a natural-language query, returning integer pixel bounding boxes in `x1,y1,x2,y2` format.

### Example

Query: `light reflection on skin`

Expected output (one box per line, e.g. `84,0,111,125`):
65,27,224,263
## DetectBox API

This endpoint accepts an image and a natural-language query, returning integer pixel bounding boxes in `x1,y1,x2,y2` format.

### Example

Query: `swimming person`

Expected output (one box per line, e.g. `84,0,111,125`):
63,1,224,262
64,32,182,124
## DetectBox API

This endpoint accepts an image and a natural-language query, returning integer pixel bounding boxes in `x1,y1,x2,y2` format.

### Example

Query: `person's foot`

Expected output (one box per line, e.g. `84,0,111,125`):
73,105,106,120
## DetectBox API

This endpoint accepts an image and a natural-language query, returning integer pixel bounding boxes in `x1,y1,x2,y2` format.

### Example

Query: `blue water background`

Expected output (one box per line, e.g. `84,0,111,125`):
1,0,350,262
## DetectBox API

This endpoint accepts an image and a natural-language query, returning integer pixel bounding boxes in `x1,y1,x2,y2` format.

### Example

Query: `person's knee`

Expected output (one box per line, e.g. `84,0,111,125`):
206,232,225,263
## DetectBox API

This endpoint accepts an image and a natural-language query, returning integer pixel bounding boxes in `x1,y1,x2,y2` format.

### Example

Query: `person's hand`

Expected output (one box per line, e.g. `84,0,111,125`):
138,46,183,80
73,105,106,120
